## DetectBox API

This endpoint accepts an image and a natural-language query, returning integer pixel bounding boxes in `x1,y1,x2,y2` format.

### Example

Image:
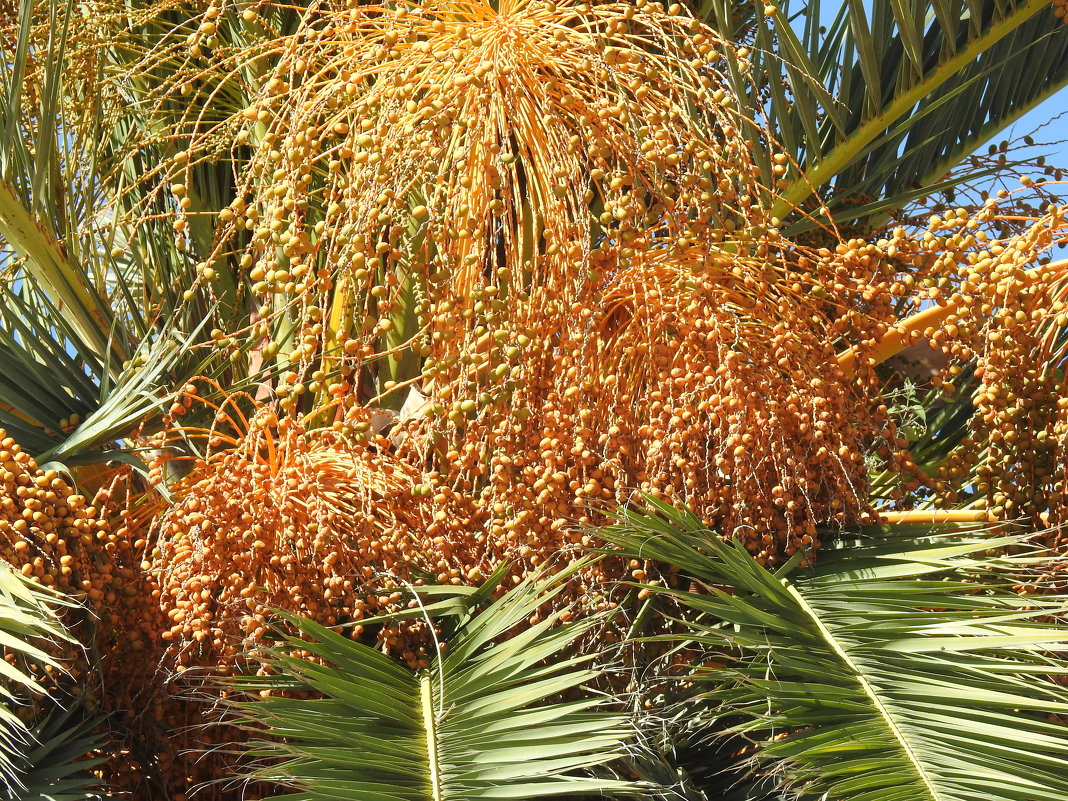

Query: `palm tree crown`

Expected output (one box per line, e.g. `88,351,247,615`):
0,1,1067,799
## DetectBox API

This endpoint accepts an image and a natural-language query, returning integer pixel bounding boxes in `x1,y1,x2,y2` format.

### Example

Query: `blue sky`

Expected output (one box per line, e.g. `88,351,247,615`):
1005,92,1068,174
1008,94,1068,254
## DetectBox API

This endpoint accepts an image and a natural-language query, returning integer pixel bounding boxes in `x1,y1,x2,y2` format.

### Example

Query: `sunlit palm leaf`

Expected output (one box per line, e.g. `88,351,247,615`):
0,0,134,359
603,498,1068,801
706,0,1068,228
232,563,636,801
0,0,279,461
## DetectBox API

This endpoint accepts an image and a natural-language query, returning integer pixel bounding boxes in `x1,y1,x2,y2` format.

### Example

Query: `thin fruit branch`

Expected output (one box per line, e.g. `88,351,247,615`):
881,509,994,525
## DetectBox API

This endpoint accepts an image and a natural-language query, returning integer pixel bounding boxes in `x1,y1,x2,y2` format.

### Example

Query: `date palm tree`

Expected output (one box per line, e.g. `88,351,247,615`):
1,0,1068,799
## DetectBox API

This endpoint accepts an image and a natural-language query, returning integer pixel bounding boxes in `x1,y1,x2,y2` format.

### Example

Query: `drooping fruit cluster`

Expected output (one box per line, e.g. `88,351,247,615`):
194,0,768,308
388,233,902,566
0,431,169,791
153,0,911,561
866,202,1068,525
146,388,482,670
812,194,1068,541
0,429,113,599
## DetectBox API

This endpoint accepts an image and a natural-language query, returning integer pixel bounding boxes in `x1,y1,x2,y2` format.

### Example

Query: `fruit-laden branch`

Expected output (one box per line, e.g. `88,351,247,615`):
849,256,1068,528
839,257,1068,376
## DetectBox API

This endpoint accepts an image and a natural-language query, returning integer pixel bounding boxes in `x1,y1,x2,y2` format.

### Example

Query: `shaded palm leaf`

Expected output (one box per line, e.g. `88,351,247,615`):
865,370,982,509
0,563,85,795
232,562,636,801
602,497,1068,801
10,707,105,801
0,0,281,461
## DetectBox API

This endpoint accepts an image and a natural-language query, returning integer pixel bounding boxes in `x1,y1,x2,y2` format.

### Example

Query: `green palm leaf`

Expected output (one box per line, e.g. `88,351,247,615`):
706,0,1068,228
0,563,102,799
0,0,118,360
603,498,1068,801
0,0,283,462
232,563,636,801
10,708,105,801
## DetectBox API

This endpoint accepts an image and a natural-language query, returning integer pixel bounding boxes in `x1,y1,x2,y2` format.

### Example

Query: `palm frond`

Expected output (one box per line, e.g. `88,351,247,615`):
0,0,118,359
0,0,279,461
706,0,1068,228
0,563,78,795
603,497,1068,801
231,562,636,801
10,707,105,801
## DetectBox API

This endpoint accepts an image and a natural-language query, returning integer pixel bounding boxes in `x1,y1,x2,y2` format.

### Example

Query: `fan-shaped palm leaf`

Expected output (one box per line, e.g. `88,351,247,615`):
231,562,636,801
603,498,1068,801
10,707,104,801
